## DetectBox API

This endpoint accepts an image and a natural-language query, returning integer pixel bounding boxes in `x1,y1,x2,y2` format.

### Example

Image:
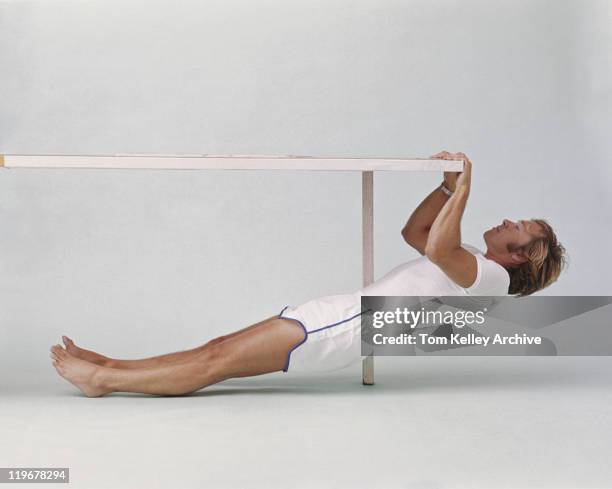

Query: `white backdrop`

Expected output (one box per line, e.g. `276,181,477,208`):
1,0,611,379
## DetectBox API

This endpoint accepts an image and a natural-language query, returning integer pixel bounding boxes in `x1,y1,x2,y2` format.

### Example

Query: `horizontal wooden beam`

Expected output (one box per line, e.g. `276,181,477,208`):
0,154,464,172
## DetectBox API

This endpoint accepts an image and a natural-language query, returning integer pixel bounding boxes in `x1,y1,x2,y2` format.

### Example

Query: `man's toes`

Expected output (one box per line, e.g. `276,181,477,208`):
62,336,75,348
53,358,65,371
55,345,69,358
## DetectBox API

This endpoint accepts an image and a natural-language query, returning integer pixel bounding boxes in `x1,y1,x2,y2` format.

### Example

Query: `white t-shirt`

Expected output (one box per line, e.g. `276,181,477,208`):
356,243,510,297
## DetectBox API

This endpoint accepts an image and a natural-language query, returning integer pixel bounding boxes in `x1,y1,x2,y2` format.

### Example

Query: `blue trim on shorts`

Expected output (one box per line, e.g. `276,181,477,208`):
278,306,308,373
277,305,371,373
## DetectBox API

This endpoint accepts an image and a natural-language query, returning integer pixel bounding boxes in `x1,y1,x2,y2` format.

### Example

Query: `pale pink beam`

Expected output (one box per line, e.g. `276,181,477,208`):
0,154,463,172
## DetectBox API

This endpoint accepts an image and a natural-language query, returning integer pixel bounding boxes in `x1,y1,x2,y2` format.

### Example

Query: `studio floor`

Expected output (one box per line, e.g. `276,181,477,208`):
2,357,611,489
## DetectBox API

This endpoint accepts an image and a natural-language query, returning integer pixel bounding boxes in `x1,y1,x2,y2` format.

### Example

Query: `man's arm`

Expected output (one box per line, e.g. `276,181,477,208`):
401,185,451,255
424,154,477,289
401,151,459,255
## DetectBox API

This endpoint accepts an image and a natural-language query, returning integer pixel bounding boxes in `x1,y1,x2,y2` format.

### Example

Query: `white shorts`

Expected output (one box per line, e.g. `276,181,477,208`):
278,293,370,373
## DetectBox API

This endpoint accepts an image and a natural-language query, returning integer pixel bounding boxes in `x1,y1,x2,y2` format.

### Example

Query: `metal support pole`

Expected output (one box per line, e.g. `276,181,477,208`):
362,171,374,385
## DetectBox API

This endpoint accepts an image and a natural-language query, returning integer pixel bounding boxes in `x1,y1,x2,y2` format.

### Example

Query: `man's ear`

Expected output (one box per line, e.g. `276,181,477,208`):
510,251,528,265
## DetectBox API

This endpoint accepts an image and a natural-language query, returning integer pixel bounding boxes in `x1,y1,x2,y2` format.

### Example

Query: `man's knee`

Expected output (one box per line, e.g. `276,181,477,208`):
201,336,226,351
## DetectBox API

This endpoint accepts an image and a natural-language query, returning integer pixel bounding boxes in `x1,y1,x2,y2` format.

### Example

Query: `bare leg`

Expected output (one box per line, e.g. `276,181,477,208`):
62,315,280,369
51,317,306,397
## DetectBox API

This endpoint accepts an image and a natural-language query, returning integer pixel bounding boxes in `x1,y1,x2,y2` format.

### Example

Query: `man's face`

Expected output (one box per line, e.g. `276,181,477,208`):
484,219,546,265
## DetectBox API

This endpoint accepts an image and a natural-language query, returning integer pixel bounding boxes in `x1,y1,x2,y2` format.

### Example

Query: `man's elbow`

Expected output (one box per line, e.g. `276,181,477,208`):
402,229,428,255
402,225,427,244
401,227,411,243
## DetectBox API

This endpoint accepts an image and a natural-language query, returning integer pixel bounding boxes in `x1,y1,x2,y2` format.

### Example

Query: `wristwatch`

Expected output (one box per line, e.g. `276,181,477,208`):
440,183,454,197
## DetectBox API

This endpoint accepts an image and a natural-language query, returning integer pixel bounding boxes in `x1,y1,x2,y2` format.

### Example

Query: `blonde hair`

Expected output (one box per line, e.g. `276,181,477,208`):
507,219,568,297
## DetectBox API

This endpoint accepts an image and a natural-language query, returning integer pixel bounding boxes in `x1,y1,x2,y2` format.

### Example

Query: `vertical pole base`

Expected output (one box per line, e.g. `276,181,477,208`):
362,355,374,385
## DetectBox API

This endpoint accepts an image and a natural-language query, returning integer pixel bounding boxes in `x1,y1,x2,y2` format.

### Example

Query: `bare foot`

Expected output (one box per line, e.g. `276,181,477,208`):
61,335,112,367
50,345,111,397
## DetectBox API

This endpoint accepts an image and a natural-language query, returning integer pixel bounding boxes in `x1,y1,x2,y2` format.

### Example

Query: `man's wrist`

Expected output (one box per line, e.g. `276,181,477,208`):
440,182,454,196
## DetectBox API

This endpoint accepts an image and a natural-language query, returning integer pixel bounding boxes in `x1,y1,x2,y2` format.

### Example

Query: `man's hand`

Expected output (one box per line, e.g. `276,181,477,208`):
431,151,472,193
455,153,472,194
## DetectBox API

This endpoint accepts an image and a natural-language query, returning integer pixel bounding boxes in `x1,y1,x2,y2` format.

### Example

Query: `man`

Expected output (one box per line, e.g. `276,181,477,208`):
50,151,567,396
